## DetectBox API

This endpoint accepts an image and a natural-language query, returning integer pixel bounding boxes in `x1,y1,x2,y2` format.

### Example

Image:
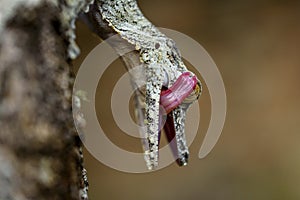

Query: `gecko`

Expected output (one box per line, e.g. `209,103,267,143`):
85,0,202,170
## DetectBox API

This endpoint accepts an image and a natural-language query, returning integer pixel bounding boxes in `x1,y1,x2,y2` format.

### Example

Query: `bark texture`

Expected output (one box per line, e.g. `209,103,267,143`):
0,1,89,199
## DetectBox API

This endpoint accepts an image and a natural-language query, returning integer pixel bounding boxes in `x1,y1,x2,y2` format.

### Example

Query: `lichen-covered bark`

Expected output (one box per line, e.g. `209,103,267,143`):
0,1,90,199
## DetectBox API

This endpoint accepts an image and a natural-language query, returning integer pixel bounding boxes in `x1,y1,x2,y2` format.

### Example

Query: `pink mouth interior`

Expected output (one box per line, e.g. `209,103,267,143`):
160,72,198,114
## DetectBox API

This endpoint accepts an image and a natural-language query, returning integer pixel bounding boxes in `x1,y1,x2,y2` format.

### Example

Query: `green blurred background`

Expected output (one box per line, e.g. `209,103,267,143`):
74,0,300,199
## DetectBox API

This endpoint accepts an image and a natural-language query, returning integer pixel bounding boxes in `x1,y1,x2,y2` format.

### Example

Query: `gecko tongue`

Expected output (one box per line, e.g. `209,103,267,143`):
162,111,189,166
160,72,198,114
158,72,199,166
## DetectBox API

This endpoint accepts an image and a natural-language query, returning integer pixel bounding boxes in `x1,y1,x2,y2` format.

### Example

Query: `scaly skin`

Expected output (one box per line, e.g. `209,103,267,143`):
94,0,202,169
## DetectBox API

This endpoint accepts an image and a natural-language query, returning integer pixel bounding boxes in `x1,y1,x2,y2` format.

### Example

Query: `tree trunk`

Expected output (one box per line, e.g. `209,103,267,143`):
0,0,90,199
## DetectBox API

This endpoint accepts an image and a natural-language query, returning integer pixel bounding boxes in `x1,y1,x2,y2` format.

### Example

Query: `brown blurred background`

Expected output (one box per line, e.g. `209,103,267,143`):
74,0,300,199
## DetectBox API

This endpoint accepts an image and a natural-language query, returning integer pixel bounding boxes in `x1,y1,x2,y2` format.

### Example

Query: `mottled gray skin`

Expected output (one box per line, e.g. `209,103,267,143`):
94,0,201,170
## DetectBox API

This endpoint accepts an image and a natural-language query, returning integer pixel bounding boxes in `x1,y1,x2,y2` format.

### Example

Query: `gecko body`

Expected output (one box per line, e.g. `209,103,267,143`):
92,0,202,169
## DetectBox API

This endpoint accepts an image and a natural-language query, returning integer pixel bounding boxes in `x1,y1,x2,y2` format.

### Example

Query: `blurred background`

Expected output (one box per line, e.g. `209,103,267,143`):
74,0,300,199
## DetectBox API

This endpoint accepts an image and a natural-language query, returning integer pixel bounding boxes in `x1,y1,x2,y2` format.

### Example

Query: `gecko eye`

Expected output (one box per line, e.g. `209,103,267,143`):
194,82,202,99
182,80,202,104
